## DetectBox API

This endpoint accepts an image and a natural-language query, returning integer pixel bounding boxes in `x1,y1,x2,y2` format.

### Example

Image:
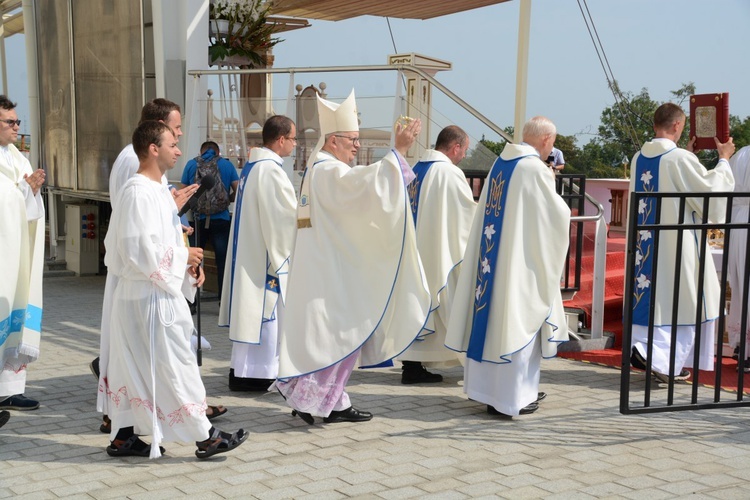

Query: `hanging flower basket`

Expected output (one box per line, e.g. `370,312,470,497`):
208,0,282,66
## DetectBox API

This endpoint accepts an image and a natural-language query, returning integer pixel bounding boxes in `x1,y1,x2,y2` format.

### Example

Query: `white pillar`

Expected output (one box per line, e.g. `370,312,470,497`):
513,0,531,142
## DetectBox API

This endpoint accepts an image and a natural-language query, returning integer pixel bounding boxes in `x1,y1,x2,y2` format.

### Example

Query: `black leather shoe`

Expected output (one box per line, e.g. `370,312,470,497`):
536,392,547,402
228,369,274,392
630,347,647,370
401,362,443,384
291,410,314,425
323,407,373,423
487,401,539,417
90,357,100,380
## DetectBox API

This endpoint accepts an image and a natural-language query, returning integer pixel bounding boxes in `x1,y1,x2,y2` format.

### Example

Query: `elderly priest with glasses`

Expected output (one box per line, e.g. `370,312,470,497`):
274,90,431,424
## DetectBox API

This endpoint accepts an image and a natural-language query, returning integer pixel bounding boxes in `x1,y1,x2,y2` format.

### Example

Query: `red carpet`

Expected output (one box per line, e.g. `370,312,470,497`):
559,348,750,394
564,224,627,347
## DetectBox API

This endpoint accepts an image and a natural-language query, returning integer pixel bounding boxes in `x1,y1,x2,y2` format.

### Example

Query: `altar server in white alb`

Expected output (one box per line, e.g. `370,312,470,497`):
446,116,570,417
275,90,431,424
728,146,750,367
104,121,246,459
0,95,45,413
398,125,477,384
628,103,734,383
94,99,217,436
219,115,298,391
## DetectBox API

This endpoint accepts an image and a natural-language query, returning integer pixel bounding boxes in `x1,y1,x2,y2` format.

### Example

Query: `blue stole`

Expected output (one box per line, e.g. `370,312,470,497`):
631,149,672,325
0,307,41,347
466,156,525,361
407,160,437,226
227,158,280,322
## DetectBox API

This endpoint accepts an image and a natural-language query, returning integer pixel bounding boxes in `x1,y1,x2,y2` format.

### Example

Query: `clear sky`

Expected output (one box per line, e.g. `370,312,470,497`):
268,0,750,145
4,0,750,148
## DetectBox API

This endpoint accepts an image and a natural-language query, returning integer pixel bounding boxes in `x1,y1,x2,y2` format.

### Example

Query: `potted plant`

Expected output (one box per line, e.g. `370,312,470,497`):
209,0,282,66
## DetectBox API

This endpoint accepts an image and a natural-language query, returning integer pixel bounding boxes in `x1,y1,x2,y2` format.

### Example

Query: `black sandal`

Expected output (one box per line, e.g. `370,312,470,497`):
106,435,165,457
195,427,247,459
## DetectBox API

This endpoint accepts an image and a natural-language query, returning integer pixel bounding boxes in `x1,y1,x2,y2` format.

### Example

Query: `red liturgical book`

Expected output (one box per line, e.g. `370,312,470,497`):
689,92,729,151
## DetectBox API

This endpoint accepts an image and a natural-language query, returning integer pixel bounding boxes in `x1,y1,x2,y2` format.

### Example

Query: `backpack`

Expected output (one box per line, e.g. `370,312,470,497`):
193,153,230,215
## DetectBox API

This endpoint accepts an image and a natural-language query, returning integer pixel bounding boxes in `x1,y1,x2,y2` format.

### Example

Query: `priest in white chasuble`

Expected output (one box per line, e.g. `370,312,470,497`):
275,90,431,424
0,95,45,413
446,116,570,417
219,115,298,391
628,103,735,382
398,125,477,384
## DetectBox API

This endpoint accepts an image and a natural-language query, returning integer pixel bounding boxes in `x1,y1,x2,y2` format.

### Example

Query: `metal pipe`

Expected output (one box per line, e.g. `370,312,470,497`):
187,64,515,143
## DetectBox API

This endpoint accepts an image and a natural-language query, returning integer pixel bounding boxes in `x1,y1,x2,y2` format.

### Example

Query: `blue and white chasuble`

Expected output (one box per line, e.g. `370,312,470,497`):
445,144,570,364
218,148,298,345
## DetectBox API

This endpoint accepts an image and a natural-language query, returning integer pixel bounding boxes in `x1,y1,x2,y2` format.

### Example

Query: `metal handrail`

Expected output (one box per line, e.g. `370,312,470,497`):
187,64,515,143
568,184,606,340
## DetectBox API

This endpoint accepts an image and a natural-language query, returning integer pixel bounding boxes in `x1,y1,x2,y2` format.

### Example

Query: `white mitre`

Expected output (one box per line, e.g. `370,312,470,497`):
298,90,360,228
306,89,358,168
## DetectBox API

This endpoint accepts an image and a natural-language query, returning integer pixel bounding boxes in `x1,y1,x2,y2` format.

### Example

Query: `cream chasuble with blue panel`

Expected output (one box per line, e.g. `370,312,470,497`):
219,147,297,345
629,139,734,373
400,149,476,364
446,143,570,363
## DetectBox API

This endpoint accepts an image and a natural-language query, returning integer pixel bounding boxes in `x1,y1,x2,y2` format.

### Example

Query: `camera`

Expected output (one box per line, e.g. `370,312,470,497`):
546,153,555,166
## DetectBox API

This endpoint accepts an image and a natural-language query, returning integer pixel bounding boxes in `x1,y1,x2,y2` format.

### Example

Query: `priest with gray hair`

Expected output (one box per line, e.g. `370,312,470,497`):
446,116,570,417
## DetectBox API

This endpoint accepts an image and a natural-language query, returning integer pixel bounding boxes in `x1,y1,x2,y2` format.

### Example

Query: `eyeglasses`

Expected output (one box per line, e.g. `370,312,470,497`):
334,135,360,145
1,119,20,127
285,135,297,142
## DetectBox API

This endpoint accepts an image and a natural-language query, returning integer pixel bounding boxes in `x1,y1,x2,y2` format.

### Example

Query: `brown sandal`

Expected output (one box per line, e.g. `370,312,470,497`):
206,405,228,420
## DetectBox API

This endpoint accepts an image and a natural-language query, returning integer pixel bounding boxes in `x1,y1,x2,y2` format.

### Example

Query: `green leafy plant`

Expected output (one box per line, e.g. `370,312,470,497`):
209,0,282,66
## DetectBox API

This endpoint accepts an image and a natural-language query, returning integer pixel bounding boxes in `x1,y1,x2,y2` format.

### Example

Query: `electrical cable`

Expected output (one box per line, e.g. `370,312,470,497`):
577,0,642,154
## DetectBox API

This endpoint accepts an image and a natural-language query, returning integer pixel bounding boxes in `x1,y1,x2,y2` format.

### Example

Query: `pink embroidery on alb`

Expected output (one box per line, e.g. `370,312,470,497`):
167,401,208,427
149,247,175,282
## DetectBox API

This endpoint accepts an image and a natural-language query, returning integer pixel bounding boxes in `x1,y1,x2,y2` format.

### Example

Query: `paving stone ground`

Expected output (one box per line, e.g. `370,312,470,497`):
2,274,750,499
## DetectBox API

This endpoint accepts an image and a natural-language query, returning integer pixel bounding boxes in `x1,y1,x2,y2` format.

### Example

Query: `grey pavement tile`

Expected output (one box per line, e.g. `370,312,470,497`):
128,487,201,499
376,485,429,499
258,471,311,489
417,492,471,500
416,478,470,493
490,462,540,477
296,491,347,500
578,480,634,497
296,477,349,494
620,488,676,500
85,483,149,500
693,473,747,488
334,481,384,496
614,474,668,490
378,473,424,489
704,485,750,500
222,469,275,486
657,479,713,496
543,492,598,500
535,477,588,494
50,480,109,497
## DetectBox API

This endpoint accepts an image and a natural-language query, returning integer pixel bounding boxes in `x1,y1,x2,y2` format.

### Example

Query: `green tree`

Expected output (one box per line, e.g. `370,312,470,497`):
731,114,750,150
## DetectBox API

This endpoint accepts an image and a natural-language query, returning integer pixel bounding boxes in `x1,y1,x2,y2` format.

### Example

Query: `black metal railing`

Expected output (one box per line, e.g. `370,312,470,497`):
621,190,750,413
557,174,586,294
